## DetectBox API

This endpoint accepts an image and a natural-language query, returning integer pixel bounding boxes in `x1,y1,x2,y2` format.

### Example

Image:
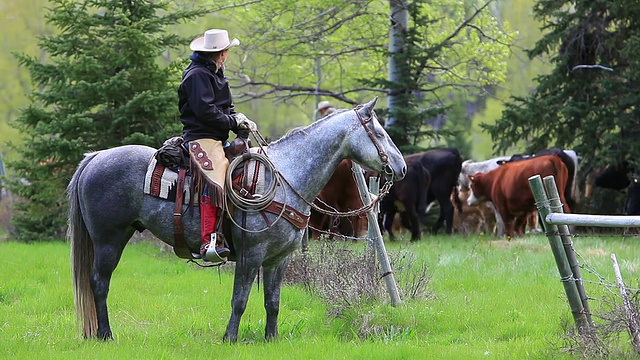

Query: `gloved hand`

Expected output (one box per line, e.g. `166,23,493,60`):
237,129,250,139
235,113,258,132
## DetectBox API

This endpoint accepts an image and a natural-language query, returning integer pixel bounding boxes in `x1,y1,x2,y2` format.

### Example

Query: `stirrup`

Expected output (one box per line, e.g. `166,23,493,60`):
202,234,228,263
203,245,227,263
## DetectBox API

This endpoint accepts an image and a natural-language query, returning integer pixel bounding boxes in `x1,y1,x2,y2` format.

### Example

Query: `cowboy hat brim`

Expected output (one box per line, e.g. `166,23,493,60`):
189,37,240,52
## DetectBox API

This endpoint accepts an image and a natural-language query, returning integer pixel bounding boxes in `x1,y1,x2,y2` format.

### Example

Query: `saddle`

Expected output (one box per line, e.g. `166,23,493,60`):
154,135,250,259
153,135,309,260
154,135,249,173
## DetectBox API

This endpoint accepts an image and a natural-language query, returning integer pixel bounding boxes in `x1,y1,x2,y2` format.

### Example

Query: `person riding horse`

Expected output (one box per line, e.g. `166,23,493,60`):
178,29,257,262
68,97,407,341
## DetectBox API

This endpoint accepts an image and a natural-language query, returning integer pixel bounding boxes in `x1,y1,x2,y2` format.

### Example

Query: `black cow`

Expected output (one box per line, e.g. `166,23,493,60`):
379,153,431,241
590,161,639,216
501,148,578,210
594,161,632,191
419,147,463,234
625,174,640,215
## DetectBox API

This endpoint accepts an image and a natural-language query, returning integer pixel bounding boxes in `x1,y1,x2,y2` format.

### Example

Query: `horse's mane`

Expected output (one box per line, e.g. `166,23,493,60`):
269,109,350,146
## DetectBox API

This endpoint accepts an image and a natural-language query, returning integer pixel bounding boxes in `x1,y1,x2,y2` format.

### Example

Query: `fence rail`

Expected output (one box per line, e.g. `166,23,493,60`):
546,213,640,227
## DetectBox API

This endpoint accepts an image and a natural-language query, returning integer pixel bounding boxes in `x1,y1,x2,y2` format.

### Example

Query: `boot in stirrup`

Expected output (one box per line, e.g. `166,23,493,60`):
201,233,230,262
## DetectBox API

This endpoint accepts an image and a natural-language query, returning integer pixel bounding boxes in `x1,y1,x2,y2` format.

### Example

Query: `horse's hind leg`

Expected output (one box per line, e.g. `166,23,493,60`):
224,262,260,342
91,242,127,340
263,258,290,341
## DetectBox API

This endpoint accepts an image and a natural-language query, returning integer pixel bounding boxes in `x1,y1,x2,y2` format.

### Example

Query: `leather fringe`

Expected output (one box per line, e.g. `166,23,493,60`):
189,157,225,209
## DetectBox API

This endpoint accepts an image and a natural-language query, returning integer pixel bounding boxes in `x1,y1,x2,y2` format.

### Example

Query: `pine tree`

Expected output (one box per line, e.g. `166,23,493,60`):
485,1,640,171
8,0,202,241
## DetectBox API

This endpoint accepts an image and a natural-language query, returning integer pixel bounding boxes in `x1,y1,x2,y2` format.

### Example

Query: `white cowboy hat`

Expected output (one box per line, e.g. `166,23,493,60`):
190,29,240,52
317,101,332,111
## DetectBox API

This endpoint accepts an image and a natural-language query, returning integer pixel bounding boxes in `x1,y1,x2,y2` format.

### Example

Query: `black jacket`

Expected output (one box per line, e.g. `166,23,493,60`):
178,52,239,143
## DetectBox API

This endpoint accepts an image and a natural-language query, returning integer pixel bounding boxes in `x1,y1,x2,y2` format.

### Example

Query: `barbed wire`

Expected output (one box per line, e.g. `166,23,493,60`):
554,230,640,304
545,229,640,238
307,224,371,242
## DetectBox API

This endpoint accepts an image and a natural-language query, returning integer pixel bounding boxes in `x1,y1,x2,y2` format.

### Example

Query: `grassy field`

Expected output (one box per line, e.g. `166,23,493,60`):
1,233,639,359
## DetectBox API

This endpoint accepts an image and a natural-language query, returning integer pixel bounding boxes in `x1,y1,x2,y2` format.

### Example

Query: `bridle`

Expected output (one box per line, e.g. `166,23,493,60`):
353,105,394,178
307,107,397,217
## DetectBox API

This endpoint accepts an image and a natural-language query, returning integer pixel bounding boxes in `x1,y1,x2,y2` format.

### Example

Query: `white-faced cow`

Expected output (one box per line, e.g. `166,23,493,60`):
499,148,578,210
467,154,571,237
458,156,511,235
458,156,511,190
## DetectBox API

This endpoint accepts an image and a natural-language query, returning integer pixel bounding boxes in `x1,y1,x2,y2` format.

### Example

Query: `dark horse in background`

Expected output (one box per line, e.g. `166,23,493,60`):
68,98,406,342
309,159,368,239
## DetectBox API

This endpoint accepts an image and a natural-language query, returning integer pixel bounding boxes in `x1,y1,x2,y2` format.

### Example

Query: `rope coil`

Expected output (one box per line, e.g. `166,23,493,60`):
225,151,281,212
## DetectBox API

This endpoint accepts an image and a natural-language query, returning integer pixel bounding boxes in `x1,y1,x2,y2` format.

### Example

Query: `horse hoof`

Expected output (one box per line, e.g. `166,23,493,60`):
223,333,237,343
98,331,113,341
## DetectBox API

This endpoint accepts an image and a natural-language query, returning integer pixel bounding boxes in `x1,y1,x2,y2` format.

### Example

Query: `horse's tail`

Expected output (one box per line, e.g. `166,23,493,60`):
68,152,100,338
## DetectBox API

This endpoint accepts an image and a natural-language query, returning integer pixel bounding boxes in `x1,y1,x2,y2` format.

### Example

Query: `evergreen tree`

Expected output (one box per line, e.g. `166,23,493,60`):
484,1,640,172
8,0,202,241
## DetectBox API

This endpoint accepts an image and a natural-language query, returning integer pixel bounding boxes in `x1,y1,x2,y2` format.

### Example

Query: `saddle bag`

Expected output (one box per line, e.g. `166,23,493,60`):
154,136,189,171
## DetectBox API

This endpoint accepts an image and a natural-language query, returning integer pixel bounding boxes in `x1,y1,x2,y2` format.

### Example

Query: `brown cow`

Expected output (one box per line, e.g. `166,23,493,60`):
309,159,367,239
467,154,570,237
454,189,539,235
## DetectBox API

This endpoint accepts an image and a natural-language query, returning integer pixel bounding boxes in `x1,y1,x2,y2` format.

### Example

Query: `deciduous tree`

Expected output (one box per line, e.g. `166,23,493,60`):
227,0,513,152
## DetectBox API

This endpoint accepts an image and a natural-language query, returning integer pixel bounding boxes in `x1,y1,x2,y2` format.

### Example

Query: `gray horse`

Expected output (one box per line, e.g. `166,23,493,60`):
69,98,406,342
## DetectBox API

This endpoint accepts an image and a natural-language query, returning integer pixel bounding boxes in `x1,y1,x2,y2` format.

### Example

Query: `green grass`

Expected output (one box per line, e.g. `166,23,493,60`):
1,234,639,359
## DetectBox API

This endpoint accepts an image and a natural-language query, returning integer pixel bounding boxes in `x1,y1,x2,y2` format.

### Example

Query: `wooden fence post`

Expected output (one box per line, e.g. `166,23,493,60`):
529,175,590,332
612,253,640,353
351,162,401,306
543,175,594,327
368,176,380,252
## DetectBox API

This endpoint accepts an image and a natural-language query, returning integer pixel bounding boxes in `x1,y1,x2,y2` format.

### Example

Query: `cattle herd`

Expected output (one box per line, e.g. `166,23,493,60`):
309,147,640,240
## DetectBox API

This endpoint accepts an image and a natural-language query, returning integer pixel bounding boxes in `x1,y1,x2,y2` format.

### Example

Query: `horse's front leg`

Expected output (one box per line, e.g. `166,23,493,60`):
223,259,260,342
262,257,290,341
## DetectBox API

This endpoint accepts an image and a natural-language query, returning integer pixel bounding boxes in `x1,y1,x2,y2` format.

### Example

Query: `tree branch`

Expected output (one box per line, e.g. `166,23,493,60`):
413,0,495,77
232,81,386,105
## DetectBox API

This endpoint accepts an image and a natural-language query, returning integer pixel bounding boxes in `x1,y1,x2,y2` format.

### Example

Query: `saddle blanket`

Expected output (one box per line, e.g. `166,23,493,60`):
143,158,194,205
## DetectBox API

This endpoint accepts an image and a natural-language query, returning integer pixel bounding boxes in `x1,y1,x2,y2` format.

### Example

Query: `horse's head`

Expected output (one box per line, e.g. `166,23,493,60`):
349,97,406,182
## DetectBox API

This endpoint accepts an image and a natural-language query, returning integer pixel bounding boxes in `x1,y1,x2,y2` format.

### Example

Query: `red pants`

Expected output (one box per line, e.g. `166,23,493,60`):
200,195,220,246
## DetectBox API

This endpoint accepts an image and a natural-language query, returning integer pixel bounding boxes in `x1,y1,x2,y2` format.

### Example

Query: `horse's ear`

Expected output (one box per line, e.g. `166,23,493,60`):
358,97,378,116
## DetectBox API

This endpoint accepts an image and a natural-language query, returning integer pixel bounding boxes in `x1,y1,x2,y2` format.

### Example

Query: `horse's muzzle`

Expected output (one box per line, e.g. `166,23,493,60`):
384,163,406,181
